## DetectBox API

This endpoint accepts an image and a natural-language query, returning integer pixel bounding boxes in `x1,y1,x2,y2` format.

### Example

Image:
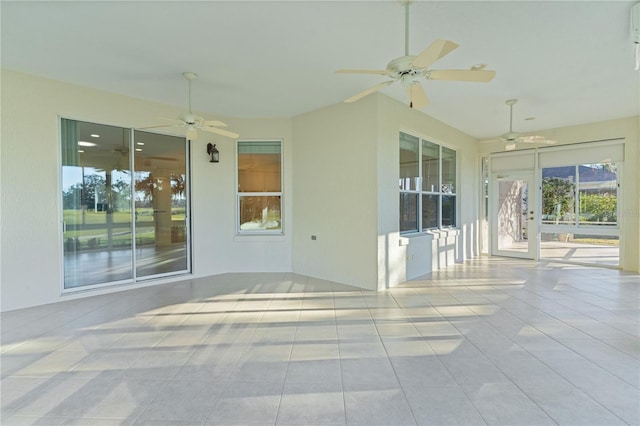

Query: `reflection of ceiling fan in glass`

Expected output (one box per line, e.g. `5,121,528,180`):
335,0,496,109
141,72,239,140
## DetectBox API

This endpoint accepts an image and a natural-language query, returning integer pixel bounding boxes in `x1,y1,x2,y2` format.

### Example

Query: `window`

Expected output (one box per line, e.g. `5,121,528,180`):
399,132,456,232
541,163,618,227
237,141,282,233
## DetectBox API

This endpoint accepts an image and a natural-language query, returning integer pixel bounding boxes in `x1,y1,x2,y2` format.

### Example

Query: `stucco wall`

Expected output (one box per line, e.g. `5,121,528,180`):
291,96,379,289
0,70,293,311
3,69,635,312
375,94,481,290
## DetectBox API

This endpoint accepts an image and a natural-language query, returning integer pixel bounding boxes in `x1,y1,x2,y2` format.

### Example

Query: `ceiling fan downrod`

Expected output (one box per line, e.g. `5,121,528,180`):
183,72,197,114
506,98,517,133
403,0,411,56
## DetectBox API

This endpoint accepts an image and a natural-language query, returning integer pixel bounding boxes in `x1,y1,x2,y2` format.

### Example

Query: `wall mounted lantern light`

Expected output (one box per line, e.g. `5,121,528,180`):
206,143,219,163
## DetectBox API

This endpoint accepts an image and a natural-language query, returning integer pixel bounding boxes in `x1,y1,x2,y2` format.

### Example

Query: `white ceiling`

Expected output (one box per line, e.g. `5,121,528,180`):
2,1,638,139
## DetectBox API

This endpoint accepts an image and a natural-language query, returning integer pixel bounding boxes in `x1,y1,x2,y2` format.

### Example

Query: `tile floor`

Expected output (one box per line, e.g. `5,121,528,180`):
1,257,638,425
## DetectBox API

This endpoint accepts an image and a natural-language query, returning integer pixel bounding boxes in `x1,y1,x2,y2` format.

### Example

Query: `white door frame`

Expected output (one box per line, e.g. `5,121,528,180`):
490,169,539,260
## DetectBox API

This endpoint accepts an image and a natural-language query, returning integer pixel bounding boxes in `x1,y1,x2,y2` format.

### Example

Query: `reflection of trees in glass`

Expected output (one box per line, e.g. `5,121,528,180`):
111,179,131,212
135,173,158,207
63,174,105,209
135,173,186,208
542,177,575,221
62,171,132,212
171,174,186,206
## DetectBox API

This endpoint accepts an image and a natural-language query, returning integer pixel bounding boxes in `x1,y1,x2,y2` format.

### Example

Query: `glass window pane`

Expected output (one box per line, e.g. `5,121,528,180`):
497,179,529,252
422,194,439,229
400,193,419,232
61,119,133,289
422,140,439,192
541,166,576,225
441,147,456,194
399,132,419,191
134,131,189,278
578,163,617,226
238,141,281,192
442,195,456,227
239,196,281,231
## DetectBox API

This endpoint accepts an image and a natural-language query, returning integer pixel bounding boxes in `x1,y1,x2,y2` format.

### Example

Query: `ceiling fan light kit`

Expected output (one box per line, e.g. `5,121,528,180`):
336,0,496,109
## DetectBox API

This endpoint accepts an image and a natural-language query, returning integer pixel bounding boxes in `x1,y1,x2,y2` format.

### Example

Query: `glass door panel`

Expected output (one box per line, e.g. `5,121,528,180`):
492,172,537,259
61,119,133,288
133,131,189,278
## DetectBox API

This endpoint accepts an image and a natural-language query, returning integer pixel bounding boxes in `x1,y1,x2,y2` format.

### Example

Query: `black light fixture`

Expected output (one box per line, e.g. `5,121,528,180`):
206,143,219,163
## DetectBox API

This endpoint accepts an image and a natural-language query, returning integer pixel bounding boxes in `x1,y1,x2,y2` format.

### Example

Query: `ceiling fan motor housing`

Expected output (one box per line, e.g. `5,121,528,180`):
387,56,418,75
502,132,519,142
179,113,200,126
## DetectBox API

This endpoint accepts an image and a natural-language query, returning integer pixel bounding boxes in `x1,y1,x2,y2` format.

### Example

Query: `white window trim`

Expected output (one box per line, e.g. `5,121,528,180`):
399,133,457,234
539,162,622,236
235,139,284,235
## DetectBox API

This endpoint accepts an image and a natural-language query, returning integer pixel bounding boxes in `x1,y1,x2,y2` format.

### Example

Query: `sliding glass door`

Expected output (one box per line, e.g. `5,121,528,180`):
133,131,189,278
61,118,190,290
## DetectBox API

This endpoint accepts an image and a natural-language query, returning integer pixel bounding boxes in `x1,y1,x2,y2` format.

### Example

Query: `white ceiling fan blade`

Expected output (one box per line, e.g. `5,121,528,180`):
412,39,459,69
138,124,182,130
203,120,228,127
200,126,239,139
427,69,496,82
158,117,185,124
186,127,198,140
519,135,556,145
478,138,502,144
406,84,429,109
335,69,389,75
344,80,395,103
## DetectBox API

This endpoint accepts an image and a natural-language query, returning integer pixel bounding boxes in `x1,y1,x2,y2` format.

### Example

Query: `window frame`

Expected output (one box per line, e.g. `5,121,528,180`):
59,117,192,293
399,132,457,234
235,139,284,235
540,162,620,234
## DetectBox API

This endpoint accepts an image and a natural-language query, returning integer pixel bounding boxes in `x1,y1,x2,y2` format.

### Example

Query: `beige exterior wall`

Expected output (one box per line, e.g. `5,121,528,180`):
291,96,380,289
2,68,636,311
0,70,293,311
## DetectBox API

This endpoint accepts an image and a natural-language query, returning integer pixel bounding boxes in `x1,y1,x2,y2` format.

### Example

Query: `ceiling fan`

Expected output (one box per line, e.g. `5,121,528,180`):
141,72,239,140
335,0,496,108
488,99,556,151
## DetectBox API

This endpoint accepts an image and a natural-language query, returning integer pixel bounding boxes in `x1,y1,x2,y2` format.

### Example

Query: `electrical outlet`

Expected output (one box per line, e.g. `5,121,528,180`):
311,235,317,240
